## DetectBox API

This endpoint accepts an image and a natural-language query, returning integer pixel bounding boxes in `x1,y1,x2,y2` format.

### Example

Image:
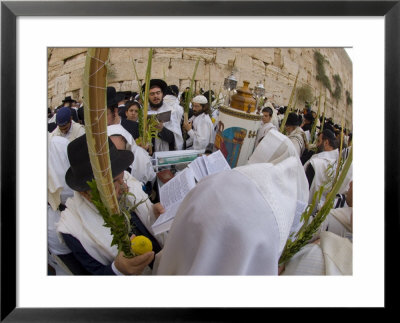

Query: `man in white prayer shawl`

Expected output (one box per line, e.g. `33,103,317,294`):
107,124,156,187
153,156,309,275
247,128,298,165
57,134,165,275
254,106,277,148
48,135,79,274
304,129,339,205
183,95,214,151
285,112,307,157
142,79,184,152
49,106,85,142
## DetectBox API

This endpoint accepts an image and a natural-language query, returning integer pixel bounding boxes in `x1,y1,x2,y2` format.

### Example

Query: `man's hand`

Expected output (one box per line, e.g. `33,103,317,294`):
153,202,165,219
114,250,154,275
155,121,164,131
183,121,192,132
138,142,153,156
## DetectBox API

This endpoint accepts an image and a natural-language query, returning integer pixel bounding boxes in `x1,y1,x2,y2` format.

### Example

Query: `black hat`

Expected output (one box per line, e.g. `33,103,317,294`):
107,87,119,107
321,129,336,140
116,92,127,103
286,112,301,126
324,122,335,132
202,90,215,103
141,79,167,95
304,112,314,122
166,85,179,97
65,134,134,192
62,96,76,103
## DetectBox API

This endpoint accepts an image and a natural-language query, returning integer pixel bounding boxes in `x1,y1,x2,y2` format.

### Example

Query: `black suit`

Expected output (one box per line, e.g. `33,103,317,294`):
121,119,139,140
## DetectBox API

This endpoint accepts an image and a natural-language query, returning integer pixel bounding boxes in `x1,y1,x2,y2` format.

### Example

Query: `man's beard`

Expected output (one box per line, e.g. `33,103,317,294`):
317,143,324,153
192,110,203,117
149,98,164,109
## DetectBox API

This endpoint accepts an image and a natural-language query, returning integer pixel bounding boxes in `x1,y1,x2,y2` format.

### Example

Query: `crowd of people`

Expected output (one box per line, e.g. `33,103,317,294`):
47,78,353,276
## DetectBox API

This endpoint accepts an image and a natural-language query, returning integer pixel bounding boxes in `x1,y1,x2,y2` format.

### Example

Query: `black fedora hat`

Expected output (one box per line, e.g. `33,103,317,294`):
304,112,314,122
286,112,301,126
65,134,134,192
107,87,119,108
62,96,76,103
141,79,167,95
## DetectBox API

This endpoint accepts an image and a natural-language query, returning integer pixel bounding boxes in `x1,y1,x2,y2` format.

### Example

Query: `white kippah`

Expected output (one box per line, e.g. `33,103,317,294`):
192,95,208,104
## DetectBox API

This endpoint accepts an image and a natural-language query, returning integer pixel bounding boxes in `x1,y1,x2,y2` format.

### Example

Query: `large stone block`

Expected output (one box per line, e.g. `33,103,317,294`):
234,53,253,71
241,48,274,64
108,62,136,83
215,48,237,65
281,55,299,77
168,58,206,80
69,69,84,91
182,48,215,62
152,57,173,80
120,80,138,92
48,48,87,64
153,48,183,59
209,63,231,90
251,58,266,78
109,48,141,64
62,52,87,74
54,74,70,95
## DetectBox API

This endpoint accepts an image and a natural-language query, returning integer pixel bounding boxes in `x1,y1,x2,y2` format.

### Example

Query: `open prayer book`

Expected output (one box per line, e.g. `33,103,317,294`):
147,110,171,123
151,150,231,235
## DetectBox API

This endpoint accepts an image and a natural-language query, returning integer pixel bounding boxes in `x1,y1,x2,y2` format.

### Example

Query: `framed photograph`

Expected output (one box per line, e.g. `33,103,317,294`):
1,0,398,320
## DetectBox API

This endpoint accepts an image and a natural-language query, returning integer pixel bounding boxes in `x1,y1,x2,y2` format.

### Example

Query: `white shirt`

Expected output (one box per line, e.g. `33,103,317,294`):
186,113,214,151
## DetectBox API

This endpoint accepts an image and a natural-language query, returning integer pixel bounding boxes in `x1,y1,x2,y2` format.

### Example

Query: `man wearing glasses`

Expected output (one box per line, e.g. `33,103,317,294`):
143,79,183,152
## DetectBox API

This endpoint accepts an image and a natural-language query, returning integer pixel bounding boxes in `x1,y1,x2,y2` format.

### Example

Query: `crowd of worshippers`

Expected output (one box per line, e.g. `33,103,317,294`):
48,78,353,276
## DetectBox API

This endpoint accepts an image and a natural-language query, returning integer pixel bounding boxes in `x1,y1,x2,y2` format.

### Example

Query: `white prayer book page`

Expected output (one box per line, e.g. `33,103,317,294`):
188,156,208,182
204,149,231,175
152,168,196,234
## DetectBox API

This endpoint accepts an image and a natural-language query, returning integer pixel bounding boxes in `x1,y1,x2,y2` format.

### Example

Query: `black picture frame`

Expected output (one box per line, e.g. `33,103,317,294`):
1,1,398,321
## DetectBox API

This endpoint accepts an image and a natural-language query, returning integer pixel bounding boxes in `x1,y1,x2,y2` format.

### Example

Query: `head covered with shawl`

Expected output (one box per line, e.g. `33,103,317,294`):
154,156,309,275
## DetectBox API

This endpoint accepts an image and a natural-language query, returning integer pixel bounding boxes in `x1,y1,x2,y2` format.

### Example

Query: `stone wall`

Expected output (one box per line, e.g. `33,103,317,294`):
48,47,353,129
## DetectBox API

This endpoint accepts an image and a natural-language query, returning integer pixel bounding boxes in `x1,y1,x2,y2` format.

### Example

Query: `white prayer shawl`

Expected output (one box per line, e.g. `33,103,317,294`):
186,113,214,150
57,171,161,266
318,207,352,238
152,101,184,151
282,231,352,275
49,120,85,142
154,156,309,275
48,135,73,211
304,149,339,204
163,94,183,124
48,136,73,255
271,108,280,129
254,122,276,148
248,129,298,165
287,126,306,157
48,113,56,123
264,101,280,129
107,125,156,184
